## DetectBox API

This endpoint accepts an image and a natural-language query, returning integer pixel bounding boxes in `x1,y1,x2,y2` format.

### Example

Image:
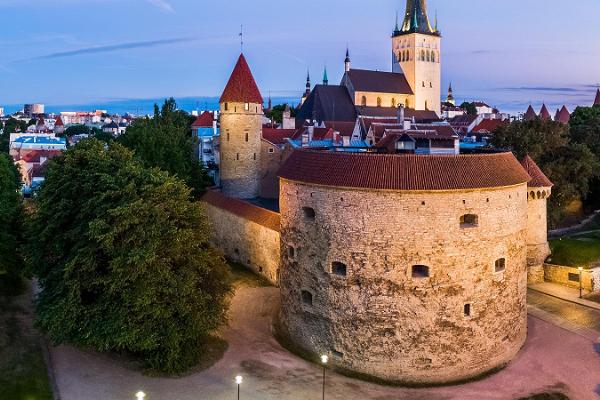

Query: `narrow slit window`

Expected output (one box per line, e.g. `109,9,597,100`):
464,303,471,317
495,258,506,273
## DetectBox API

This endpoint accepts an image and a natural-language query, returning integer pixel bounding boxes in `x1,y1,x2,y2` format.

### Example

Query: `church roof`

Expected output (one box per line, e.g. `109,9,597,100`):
594,89,600,106
555,106,570,124
192,111,214,128
345,69,413,95
279,151,531,191
54,116,64,127
398,0,439,36
295,85,357,124
523,105,537,121
539,104,552,121
220,53,263,104
520,155,553,188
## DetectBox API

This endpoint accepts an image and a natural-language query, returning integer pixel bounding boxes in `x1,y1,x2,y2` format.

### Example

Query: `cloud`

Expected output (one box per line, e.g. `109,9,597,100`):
146,0,174,13
499,86,582,93
12,37,194,63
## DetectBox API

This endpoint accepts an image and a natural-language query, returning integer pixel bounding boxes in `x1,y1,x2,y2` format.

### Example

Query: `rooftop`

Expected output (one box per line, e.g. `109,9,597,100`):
220,53,263,104
344,69,413,95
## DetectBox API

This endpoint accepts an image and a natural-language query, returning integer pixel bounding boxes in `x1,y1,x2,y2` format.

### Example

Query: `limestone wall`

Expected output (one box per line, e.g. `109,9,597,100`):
543,263,599,292
203,191,280,285
526,189,551,285
278,179,529,385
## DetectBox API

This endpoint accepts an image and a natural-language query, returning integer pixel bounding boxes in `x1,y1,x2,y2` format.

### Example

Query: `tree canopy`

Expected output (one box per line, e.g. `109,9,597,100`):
0,118,29,152
265,103,296,124
118,98,211,197
459,102,478,116
28,139,231,373
0,154,24,294
63,124,90,137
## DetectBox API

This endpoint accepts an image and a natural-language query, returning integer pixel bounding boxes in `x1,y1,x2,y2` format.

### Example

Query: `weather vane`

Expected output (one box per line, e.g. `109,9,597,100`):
239,24,244,52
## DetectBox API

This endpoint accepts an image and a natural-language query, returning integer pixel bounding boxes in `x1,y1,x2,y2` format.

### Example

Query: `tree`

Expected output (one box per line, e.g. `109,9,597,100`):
118,98,211,197
0,154,24,294
0,118,29,152
492,119,599,226
459,102,477,116
265,103,296,124
63,124,90,137
28,139,231,373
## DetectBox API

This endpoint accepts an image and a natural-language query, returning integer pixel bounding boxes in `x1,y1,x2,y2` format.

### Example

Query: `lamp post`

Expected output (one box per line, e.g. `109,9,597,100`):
235,375,243,400
135,391,146,400
578,267,584,299
320,354,328,400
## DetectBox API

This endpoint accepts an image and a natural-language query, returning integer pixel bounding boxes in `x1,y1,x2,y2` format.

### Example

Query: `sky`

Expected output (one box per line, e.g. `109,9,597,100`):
0,0,599,114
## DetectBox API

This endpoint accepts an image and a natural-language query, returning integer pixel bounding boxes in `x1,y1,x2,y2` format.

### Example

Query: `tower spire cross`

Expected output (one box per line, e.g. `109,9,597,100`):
239,25,244,52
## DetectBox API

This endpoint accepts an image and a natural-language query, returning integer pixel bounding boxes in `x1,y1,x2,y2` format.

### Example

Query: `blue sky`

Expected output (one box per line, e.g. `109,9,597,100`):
0,0,599,114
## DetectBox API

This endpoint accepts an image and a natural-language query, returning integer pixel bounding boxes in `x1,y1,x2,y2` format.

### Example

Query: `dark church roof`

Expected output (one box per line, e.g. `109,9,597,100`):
295,85,357,124
396,0,439,36
345,69,413,95
220,53,263,104
356,106,438,121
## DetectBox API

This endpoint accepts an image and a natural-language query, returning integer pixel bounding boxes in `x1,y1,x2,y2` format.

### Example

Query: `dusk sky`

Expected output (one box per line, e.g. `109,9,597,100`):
1,0,599,113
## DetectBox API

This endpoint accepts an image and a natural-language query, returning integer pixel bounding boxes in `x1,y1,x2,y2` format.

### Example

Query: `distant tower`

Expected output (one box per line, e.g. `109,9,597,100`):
219,53,264,199
523,105,537,121
301,70,311,105
539,104,552,121
446,82,455,105
521,156,553,284
323,66,329,85
594,88,600,106
344,48,351,73
267,93,273,114
392,0,441,115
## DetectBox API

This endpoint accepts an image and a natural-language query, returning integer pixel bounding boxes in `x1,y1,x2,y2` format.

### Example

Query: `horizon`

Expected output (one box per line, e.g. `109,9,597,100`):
1,0,599,115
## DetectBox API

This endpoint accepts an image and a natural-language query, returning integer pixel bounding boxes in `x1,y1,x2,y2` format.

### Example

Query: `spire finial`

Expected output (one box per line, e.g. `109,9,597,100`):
239,25,244,52
435,10,438,32
323,65,329,85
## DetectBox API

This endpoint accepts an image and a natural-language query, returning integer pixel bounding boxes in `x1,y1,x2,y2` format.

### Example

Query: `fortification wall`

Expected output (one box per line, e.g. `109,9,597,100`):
278,179,529,385
203,191,280,285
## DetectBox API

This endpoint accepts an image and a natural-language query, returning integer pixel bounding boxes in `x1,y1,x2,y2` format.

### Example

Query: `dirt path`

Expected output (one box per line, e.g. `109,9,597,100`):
50,286,600,400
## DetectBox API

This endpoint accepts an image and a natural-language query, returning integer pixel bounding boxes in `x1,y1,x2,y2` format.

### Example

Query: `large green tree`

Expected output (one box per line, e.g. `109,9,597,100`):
0,118,29,152
28,139,231,373
0,154,24,294
492,119,599,226
118,98,211,196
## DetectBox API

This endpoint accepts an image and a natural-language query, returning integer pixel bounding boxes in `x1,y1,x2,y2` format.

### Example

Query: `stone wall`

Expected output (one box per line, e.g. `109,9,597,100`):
543,263,599,292
278,179,529,385
203,191,280,285
526,188,551,284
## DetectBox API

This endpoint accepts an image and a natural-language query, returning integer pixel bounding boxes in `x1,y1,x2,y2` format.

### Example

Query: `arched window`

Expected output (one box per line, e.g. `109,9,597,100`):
426,51,431,62
399,51,403,62
245,132,249,142
421,50,425,61
460,214,479,228
377,97,382,107
425,100,429,110
530,191,535,199
361,96,367,106
412,265,430,278
301,290,313,306
302,207,316,220
431,51,436,63
391,98,396,108
331,262,347,277
537,191,542,199
495,258,506,273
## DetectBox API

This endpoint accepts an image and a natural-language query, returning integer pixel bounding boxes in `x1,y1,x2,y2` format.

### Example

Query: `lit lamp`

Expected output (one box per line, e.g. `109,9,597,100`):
235,375,243,400
578,267,584,299
135,391,146,400
320,355,329,400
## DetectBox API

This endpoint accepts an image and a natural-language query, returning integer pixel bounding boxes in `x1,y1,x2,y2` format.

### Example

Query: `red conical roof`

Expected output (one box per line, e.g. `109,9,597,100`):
55,116,64,126
192,111,214,128
523,105,537,121
594,89,600,106
521,155,553,188
539,104,552,120
556,106,570,124
220,53,263,104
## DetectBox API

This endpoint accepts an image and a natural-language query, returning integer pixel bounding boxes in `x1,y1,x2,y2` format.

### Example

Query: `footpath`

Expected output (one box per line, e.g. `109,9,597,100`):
529,281,600,311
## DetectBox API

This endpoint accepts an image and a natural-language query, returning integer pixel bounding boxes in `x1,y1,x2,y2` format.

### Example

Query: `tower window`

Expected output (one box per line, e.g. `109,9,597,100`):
245,132,249,142
391,98,396,108
253,153,256,160
244,103,250,111
377,97,382,107
226,131,230,141
302,207,316,220
495,258,506,273
412,265,430,278
361,96,367,106
331,262,347,277
224,103,229,111
301,290,313,306
422,81,426,87
268,147,275,153
431,51,436,63
460,214,478,228
464,303,472,317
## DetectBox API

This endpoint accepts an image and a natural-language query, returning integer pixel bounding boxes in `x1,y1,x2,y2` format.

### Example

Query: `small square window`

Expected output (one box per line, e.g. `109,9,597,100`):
412,265,430,278
495,258,506,273
268,147,275,153
332,262,347,277
460,214,478,228
302,207,316,220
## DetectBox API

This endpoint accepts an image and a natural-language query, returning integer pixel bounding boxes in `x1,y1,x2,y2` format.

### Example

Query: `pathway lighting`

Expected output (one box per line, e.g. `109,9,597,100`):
135,391,146,400
321,355,328,400
579,267,584,298
235,375,243,400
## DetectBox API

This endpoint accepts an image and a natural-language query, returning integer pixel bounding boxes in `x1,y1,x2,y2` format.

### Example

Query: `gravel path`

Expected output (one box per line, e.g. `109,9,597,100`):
50,287,600,400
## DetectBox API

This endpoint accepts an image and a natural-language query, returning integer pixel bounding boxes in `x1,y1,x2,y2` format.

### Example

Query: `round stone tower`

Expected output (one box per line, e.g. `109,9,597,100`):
277,151,532,385
521,155,553,284
219,54,264,199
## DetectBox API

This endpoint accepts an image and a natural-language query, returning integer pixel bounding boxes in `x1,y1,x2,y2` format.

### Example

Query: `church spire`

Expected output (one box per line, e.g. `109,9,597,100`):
323,66,329,85
398,0,438,36
344,47,351,73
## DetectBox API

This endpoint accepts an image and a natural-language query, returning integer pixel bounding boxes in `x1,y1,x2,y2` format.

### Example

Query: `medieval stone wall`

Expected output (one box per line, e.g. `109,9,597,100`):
526,188,551,284
278,179,529,384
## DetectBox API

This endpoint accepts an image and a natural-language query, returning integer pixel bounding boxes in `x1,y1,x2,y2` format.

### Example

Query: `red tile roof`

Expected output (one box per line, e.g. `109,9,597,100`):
262,128,296,145
192,111,214,128
555,106,570,124
471,119,508,133
202,190,280,232
54,116,64,126
279,151,531,191
594,89,600,106
323,121,356,137
219,53,263,104
291,127,335,141
539,104,552,121
520,155,553,188
523,105,537,121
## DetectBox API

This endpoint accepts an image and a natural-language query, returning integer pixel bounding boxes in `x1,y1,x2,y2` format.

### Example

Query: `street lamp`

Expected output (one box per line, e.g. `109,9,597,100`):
135,391,146,400
578,267,584,299
235,375,243,400
320,354,329,400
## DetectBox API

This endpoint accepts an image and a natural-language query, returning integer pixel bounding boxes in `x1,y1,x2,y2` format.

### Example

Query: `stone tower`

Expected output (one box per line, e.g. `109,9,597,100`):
219,53,264,199
521,155,553,284
392,0,441,115
446,82,455,105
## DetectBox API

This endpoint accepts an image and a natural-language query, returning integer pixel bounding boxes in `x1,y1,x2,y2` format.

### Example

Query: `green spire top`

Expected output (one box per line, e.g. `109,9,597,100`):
397,0,438,36
323,66,329,85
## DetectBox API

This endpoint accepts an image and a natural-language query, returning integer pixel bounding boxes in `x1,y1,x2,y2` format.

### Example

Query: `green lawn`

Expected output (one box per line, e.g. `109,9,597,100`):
549,231,600,268
0,285,53,400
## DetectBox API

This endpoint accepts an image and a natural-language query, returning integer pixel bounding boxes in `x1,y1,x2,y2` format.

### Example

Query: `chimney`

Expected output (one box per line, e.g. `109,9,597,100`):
397,104,405,124
308,125,315,142
302,132,309,147
342,136,350,147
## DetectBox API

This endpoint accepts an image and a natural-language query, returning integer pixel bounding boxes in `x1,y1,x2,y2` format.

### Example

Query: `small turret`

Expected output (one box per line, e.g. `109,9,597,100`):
344,48,351,73
539,104,552,121
594,89,600,106
523,105,537,121
322,66,329,86
446,82,455,105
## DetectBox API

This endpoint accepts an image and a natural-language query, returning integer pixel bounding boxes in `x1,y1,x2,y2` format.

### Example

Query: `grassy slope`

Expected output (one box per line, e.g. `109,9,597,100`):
549,231,600,267
0,285,52,400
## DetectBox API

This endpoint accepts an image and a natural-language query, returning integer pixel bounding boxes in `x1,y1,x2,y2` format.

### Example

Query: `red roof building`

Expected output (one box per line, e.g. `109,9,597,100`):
539,104,552,121
471,119,508,134
54,116,64,127
555,106,571,125
262,128,296,146
220,53,263,104
520,155,553,188
523,105,537,121
594,89,600,106
192,111,214,128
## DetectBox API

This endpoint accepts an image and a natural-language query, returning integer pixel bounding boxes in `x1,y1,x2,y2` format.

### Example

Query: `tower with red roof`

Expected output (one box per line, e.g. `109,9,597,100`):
523,105,537,121
538,104,552,121
219,53,264,199
594,89,600,106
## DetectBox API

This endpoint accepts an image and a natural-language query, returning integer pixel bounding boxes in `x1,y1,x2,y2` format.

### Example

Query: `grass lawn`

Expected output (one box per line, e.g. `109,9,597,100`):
0,283,53,400
549,231,600,268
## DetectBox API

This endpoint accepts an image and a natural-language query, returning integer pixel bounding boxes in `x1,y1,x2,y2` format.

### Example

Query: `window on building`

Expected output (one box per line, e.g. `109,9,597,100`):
236,153,239,160
421,50,425,60
399,51,404,62
244,103,250,111
430,82,433,88
464,303,472,317
226,131,230,141
425,100,429,110
245,132,249,142
302,207,316,220
460,214,479,228
422,81,426,87
431,51,436,62
253,153,256,160
426,51,431,62
495,258,506,273
377,97,382,107
268,147,275,153
288,246,295,258
412,265,430,278
224,103,229,111
301,290,313,306
361,96,367,106
392,98,397,108
331,262,347,277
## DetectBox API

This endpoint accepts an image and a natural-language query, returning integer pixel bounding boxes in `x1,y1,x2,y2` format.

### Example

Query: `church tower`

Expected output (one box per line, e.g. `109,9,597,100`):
392,0,441,115
219,54,264,199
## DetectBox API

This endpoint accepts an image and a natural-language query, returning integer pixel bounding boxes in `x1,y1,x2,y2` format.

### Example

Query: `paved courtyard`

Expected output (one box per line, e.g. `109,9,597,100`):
50,287,600,400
